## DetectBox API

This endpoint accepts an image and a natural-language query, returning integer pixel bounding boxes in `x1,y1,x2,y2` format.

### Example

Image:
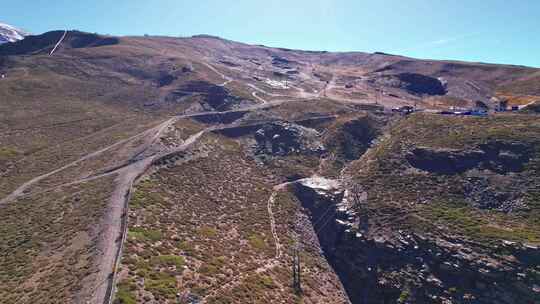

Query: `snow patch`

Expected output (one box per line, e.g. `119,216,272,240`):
0,22,28,44
299,176,341,191
264,78,288,89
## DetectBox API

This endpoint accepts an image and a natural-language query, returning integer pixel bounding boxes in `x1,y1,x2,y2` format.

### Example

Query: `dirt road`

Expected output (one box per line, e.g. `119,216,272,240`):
0,120,171,206
267,192,282,259
203,62,233,87
50,30,67,56
0,72,305,303
93,123,204,304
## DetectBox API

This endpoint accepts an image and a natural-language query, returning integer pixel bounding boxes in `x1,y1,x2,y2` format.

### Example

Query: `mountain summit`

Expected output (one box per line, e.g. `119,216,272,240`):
0,22,28,44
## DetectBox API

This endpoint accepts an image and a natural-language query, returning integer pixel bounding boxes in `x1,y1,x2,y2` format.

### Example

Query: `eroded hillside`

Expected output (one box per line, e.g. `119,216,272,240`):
0,30,539,304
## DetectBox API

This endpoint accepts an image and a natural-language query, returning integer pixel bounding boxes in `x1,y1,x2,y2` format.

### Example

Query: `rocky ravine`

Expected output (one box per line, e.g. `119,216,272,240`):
285,114,540,304
215,110,540,304
1,28,540,304
294,179,540,303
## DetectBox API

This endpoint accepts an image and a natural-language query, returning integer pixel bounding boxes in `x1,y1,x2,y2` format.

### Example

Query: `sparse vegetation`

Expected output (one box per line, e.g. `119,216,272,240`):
398,290,410,303
348,113,540,244
128,227,163,242
150,255,185,268
144,271,178,299
0,176,116,303
115,133,347,303
114,280,137,304
248,234,268,251
0,146,19,160
3,25,540,304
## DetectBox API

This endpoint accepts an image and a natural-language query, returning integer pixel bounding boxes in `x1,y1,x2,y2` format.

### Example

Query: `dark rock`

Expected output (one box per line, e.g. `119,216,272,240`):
273,71,288,78
254,122,324,156
373,73,447,96
292,178,540,303
164,90,191,103
177,81,247,111
272,55,290,65
271,55,297,69
157,74,176,87
406,148,485,174
336,117,381,161
463,174,527,211
479,141,531,173
522,101,540,113
191,110,248,125
219,60,240,68
407,141,531,175
396,73,447,95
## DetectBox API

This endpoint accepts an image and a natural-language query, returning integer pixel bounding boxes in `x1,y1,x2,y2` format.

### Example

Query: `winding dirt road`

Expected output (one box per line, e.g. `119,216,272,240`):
202,181,296,301
0,57,322,304
203,62,233,87
267,192,282,259
0,120,173,206
94,125,209,304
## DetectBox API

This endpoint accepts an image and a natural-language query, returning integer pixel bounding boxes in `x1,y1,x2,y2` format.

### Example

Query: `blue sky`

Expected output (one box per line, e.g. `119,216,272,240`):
3,0,540,67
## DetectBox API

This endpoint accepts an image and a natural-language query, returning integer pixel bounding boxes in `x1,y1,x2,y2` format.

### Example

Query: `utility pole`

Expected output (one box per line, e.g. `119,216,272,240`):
352,184,369,234
292,234,302,294
292,248,302,294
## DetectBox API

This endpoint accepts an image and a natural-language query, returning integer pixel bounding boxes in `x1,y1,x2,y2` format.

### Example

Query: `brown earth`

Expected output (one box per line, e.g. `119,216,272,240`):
0,30,539,304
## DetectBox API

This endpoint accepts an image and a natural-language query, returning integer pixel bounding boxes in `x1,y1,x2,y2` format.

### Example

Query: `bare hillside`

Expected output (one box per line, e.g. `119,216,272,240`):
0,31,539,304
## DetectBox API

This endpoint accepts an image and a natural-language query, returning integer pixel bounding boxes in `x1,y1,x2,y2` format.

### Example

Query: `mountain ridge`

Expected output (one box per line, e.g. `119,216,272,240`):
0,26,539,304
4,27,540,69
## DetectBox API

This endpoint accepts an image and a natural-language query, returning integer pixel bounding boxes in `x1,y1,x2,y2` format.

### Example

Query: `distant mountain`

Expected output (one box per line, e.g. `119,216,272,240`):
0,22,28,44
1,30,540,304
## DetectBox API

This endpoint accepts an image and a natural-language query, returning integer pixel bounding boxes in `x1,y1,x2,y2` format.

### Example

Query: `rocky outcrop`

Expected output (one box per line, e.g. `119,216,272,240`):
406,141,532,175
219,60,240,67
157,74,176,87
254,122,325,156
293,180,393,304
293,179,540,304
271,55,296,69
406,148,485,174
463,170,528,212
480,141,532,173
523,101,540,113
190,110,248,124
325,116,383,162
373,73,447,96
177,81,254,111
406,141,533,211
396,73,447,95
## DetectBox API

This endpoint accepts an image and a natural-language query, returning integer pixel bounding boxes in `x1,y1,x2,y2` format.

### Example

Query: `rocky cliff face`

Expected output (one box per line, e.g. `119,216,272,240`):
406,141,532,175
293,178,540,304
371,73,447,96
287,114,540,304
254,122,325,157
2,28,540,304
